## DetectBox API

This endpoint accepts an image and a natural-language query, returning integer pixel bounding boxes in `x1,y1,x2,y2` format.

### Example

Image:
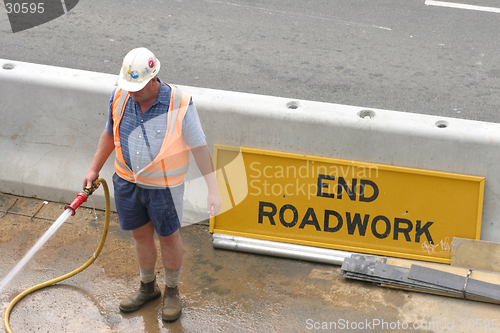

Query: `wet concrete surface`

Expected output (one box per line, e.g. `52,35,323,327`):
1,192,499,333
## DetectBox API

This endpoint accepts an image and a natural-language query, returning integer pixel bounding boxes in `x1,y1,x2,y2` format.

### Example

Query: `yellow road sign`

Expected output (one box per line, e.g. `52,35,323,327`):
210,145,484,263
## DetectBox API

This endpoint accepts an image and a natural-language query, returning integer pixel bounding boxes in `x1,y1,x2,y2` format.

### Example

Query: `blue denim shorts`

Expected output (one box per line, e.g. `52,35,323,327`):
113,173,184,237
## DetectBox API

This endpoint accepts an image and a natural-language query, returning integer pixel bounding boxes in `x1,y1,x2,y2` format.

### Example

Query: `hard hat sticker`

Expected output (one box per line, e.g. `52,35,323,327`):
148,57,155,68
130,71,139,79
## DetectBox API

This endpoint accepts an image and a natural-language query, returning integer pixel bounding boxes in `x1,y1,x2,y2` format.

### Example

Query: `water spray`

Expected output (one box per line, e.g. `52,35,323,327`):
3,178,111,333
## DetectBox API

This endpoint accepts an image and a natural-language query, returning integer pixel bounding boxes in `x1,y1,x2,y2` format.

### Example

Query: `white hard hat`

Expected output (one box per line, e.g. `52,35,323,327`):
117,47,161,92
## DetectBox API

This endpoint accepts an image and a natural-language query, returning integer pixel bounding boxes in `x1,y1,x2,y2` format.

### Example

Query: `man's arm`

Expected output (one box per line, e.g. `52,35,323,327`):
191,142,221,216
83,130,115,189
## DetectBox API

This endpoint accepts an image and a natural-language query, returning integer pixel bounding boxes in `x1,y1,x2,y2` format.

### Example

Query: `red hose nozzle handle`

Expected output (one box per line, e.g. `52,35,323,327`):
65,192,88,216
64,181,98,216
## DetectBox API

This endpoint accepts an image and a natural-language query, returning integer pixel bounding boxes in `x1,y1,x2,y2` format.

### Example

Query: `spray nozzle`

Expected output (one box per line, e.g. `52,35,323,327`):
65,180,99,216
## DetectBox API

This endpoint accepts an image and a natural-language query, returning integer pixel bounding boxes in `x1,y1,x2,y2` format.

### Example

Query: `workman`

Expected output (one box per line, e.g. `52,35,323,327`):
83,47,221,322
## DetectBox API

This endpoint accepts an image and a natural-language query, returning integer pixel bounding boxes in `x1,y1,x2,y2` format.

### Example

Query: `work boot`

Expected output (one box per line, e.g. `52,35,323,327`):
162,286,182,322
119,279,161,313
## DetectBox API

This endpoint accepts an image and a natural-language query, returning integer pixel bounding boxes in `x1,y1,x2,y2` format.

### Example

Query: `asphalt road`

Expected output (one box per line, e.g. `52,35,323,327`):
1,0,499,122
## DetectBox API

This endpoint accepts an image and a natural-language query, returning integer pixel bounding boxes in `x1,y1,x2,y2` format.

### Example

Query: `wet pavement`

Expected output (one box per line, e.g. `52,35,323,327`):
1,192,499,333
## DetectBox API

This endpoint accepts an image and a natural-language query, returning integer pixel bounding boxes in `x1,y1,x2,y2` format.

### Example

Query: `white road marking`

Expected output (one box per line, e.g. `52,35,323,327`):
61,0,68,14
425,0,500,13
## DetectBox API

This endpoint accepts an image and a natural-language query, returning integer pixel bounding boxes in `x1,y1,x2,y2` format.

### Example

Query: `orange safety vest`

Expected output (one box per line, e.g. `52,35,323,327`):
111,84,191,188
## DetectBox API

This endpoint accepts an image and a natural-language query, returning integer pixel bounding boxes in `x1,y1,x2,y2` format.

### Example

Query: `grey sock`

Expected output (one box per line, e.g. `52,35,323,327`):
164,268,181,288
140,268,156,284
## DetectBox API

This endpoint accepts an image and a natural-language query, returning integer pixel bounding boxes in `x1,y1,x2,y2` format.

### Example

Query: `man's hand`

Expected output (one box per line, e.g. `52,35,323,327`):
83,170,100,190
207,190,221,217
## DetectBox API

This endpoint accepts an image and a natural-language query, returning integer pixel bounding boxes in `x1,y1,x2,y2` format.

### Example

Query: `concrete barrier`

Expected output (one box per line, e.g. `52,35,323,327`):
1,59,500,239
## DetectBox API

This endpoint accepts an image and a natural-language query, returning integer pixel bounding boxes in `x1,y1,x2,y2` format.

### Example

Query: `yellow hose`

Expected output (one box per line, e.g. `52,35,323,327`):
3,177,110,333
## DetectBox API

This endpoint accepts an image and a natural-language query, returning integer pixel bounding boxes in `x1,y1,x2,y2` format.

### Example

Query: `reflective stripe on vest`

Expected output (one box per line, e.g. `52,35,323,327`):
139,164,189,178
111,84,191,187
113,90,129,147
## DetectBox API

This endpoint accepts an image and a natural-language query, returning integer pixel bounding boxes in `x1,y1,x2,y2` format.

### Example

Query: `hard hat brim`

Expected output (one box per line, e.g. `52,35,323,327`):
117,74,151,92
